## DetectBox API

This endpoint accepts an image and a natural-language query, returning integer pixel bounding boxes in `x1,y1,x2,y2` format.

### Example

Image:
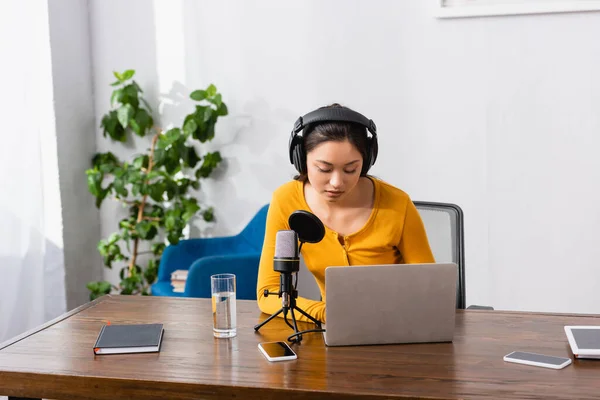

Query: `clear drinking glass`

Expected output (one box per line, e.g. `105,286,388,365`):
211,273,237,338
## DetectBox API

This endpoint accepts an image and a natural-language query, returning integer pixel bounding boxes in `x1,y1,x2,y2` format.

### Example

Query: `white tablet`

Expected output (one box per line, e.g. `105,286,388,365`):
564,326,600,359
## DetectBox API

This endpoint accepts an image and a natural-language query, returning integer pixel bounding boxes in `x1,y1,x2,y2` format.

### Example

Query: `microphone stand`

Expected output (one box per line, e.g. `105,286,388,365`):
254,242,324,343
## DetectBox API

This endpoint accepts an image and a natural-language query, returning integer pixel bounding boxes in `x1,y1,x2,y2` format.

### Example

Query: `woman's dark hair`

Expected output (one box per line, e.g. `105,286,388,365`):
294,103,369,182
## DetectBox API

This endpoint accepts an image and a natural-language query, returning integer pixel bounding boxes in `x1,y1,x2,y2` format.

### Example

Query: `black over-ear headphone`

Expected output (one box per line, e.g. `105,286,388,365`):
288,106,378,176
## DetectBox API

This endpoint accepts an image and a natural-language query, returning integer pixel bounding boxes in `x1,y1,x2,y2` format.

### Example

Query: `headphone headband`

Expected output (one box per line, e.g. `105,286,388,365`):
288,105,379,176
292,107,377,137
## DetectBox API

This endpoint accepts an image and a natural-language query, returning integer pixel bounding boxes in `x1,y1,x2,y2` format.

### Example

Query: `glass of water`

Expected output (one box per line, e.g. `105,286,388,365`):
211,273,237,338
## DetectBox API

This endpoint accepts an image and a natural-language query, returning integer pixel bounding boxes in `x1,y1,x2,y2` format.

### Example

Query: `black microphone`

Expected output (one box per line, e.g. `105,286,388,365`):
273,230,300,308
255,209,326,342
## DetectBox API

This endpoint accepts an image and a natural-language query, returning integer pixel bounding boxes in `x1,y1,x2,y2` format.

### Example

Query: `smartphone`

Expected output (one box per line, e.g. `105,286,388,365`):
503,351,571,369
258,341,297,362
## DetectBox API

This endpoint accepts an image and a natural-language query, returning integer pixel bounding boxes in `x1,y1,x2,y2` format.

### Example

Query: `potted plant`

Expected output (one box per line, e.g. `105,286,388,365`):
85,69,227,300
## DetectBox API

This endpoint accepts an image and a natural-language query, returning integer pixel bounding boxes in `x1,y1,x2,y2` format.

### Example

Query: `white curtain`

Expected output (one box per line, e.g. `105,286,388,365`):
0,0,66,343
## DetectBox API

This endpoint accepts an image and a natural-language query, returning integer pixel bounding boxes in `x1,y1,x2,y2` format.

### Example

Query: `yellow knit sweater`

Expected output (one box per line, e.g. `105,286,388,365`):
256,178,435,323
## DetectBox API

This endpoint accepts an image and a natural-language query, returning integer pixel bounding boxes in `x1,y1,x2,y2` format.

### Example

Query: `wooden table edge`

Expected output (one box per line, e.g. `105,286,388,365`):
0,370,446,400
0,294,112,351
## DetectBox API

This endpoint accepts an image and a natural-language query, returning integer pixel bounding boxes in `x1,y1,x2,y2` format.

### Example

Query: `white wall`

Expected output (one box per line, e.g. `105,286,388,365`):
88,0,600,313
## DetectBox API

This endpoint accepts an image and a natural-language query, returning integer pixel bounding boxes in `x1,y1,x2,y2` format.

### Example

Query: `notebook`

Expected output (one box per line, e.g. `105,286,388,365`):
93,323,164,355
323,263,458,347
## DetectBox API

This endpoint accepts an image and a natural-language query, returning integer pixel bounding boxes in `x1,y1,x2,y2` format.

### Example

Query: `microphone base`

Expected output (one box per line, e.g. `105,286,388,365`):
254,298,322,343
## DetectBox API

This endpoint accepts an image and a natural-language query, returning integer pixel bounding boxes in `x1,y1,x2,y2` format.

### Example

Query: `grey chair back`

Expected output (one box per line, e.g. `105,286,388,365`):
296,201,467,310
414,201,466,309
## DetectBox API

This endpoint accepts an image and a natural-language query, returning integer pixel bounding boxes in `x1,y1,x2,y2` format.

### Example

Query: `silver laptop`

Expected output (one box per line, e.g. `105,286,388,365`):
323,263,458,347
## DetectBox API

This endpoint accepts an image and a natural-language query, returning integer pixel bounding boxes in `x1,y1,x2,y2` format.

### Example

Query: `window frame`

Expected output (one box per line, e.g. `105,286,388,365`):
436,0,600,18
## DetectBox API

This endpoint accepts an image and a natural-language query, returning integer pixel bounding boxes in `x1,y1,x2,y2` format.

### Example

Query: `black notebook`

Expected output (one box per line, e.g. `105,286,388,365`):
93,323,164,355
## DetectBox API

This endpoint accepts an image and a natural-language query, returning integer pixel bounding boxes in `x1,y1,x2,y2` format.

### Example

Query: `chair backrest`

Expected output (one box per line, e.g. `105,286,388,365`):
413,201,466,309
239,204,269,252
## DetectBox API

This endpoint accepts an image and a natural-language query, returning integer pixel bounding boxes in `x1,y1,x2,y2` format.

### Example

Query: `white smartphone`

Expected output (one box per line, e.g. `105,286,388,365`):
258,341,297,362
503,351,571,370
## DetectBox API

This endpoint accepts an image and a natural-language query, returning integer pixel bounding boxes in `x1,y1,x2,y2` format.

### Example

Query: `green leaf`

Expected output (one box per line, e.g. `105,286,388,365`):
92,152,120,169
98,281,112,294
167,231,181,245
133,154,149,170
133,108,152,136
165,214,177,231
182,198,200,221
150,204,164,218
144,259,159,284
108,232,120,244
165,127,181,144
86,281,99,292
111,88,123,106
101,111,126,142
206,84,217,97
120,286,134,295
216,102,228,116
86,170,102,197
128,169,143,184
163,150,181,175
135,221,158,240
110,80,121,87
122,69,135,80
117,104,134,128
207,93,222,108
121,84,139,109
152,243,166,256
203,207,215,222
164,179,179,200
183,146,200,168
113,177,128,197
129,119,141,135
196,151,222,178
190,90,207,101
183,118,198,137
113,71,124,81
132,80,143,93
95,188,109,208
149,182,166,202
203,107,213,123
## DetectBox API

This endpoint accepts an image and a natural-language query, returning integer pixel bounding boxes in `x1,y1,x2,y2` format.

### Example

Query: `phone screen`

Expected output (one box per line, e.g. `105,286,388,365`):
260,342,295,358
506,351,569,366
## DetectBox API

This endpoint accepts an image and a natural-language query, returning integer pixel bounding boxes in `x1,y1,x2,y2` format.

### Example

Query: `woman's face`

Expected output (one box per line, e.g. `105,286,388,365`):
306,139,363,203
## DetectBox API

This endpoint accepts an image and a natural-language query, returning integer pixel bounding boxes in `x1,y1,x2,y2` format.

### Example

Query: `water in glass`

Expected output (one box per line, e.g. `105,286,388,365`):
212,290,236,338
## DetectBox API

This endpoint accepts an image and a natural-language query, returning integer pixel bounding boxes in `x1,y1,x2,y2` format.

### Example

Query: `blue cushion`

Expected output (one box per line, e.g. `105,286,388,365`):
152,204,269,298
184,253,261,300
151,281,185,297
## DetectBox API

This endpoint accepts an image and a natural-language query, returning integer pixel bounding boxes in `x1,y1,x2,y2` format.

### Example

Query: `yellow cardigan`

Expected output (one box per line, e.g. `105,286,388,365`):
256,178,435,323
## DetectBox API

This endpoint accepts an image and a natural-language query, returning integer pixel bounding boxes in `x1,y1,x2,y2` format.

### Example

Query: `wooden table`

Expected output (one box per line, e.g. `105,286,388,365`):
1,295,600,399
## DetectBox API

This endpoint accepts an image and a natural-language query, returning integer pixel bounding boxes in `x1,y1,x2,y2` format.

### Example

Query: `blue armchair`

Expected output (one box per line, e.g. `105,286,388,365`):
151,204,269,299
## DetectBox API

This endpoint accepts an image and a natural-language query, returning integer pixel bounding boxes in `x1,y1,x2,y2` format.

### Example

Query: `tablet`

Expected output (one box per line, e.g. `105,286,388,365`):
564,326,600,359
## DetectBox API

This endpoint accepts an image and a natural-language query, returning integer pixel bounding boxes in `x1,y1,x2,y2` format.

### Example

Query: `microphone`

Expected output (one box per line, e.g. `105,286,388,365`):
255,209,326,342
273,230,300,274
273,230,300,308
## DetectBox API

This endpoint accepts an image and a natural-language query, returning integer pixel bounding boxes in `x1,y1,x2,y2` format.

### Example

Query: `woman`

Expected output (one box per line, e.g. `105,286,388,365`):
256,104,434,323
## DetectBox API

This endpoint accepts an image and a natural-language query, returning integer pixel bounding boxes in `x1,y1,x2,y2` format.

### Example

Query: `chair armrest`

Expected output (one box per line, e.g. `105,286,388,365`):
184,253,261,300
467,305,495,310
157,236,241,282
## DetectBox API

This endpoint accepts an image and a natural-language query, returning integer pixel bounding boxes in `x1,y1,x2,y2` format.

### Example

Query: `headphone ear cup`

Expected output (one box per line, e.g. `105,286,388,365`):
294,142,307,175
289,132,306,175
370,134,378,168
361,136,374,176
